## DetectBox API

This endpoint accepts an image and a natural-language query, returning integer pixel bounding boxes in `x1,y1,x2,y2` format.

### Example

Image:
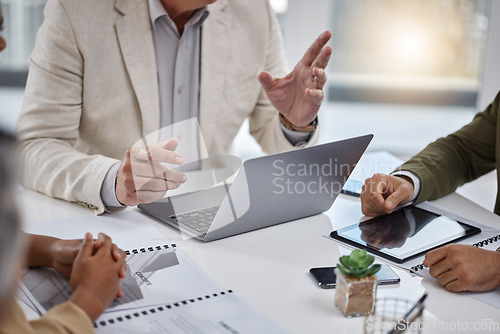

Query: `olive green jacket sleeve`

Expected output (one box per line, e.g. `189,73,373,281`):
397,91,500,213
0,301,94,334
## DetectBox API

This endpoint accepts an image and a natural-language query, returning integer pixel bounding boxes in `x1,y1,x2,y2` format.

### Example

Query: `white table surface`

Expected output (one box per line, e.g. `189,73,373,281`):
16,189,500,333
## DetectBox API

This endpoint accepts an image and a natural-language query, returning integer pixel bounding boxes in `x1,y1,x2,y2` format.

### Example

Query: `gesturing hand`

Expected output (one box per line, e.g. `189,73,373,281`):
258,31,332,127
69,233,126,321
116,138,187,206
424,244,500,292
360,174,415,217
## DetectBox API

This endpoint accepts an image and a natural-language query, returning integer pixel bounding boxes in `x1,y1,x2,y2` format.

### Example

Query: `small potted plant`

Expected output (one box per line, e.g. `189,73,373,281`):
335,249,380,317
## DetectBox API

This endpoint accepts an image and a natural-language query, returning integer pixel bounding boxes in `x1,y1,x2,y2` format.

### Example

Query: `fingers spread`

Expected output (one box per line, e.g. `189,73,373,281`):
312,45,333,70
305,88,324,105
301,30,332,66
258,71,276,91
313,67,327,89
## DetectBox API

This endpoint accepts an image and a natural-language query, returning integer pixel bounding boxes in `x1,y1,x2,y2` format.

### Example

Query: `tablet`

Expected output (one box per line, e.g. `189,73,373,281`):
330,206,481,263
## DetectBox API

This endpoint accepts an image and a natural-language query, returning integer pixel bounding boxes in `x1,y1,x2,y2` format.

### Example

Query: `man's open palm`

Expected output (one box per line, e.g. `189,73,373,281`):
258,31,332,127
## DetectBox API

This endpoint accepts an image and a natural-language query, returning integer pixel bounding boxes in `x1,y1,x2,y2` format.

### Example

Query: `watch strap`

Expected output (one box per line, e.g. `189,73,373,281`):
279,113,318,133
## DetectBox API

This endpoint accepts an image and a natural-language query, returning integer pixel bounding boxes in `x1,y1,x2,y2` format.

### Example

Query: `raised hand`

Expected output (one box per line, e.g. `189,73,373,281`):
258,31,332,128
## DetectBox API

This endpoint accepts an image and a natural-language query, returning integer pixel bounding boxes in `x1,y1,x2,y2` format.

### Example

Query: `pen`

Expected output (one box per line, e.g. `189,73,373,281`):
387,293,427,334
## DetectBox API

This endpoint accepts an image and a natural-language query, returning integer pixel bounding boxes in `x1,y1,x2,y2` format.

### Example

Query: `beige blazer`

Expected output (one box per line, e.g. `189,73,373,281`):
16,0,319,213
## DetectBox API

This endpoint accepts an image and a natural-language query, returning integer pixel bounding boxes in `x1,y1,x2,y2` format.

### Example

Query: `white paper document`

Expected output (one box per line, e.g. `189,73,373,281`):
20,245,226,314
96,291,290,334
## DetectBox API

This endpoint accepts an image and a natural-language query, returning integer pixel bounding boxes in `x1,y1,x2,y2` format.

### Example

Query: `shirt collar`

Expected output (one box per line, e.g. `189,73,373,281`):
148,0,209,29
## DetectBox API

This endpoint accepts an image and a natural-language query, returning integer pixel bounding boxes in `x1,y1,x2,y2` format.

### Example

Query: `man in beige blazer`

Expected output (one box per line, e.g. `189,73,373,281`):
16,0,332,214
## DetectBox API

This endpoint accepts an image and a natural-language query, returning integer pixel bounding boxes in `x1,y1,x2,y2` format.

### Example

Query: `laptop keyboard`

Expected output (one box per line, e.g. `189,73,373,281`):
169,206,220,235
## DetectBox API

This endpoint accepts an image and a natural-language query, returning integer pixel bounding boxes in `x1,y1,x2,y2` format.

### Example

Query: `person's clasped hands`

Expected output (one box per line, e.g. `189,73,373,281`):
60,233,127,321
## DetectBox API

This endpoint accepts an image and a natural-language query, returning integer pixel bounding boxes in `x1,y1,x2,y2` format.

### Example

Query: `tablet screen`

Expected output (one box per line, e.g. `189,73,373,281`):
330,206,481,263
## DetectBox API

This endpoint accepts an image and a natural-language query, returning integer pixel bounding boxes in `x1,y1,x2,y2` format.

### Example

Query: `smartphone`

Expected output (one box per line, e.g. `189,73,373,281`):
309,264,400,289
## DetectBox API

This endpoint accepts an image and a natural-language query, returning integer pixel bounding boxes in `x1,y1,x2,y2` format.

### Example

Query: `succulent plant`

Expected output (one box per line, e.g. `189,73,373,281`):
337,249,381,279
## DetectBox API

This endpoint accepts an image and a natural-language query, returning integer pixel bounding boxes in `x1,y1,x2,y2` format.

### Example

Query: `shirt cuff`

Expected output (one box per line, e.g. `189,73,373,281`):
390,170,421,202
100,162,125,208
280,123,314,147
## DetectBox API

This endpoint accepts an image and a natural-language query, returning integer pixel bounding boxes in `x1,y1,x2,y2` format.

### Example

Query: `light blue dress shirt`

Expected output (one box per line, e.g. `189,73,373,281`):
149,0,208,128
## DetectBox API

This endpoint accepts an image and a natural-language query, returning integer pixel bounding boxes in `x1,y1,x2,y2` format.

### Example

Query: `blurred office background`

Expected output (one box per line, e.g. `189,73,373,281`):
1,0,499,210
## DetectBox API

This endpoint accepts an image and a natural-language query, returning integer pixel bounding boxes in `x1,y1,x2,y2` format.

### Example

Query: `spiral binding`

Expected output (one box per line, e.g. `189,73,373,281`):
410,234,500,272
471,234,500,248
94,290,234,328
410,263,427,272
124,244,177,256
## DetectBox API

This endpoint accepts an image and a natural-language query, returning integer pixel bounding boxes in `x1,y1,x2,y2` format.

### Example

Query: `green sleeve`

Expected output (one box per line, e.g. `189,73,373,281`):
397,92,499,203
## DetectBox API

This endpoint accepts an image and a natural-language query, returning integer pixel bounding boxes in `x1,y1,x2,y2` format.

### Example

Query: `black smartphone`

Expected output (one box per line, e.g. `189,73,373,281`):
309,264,400,289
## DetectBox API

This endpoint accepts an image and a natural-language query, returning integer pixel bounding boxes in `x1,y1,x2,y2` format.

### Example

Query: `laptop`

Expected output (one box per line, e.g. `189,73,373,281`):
138,134,373,242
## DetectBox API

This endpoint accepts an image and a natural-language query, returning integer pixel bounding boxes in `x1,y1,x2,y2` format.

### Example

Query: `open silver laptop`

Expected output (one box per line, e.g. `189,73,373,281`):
138,134,373,242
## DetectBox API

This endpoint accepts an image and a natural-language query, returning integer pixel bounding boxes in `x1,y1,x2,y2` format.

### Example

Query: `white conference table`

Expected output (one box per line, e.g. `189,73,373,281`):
17,188,500,334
